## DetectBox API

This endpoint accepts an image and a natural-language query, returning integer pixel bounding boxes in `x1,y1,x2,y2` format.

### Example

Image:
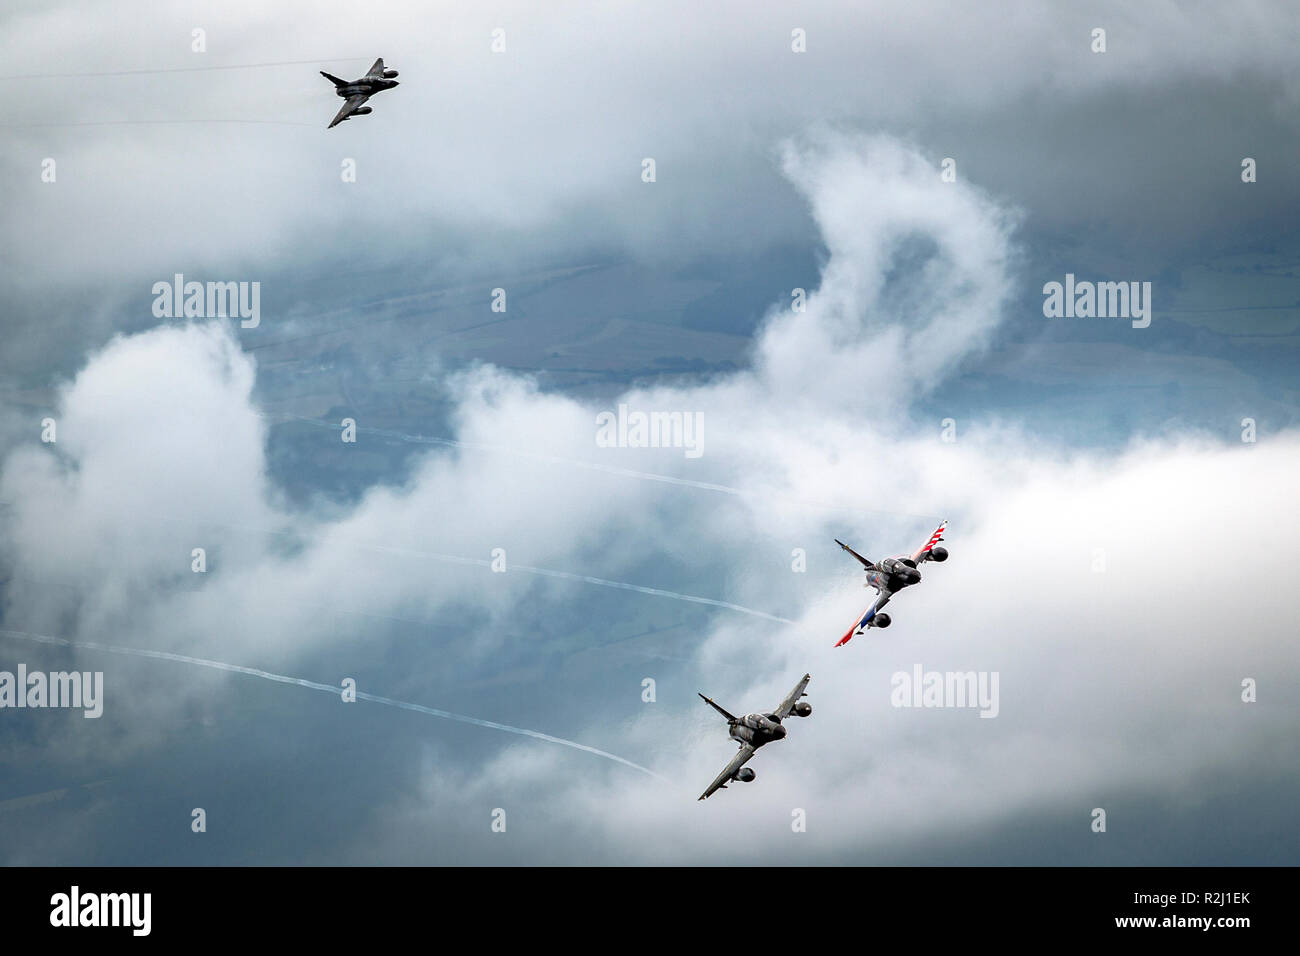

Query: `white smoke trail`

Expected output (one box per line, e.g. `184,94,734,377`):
0,628,664,780
278,414,944,523
0,497,791,626
357,543,792,624
0,58,373,80
511,564,794,624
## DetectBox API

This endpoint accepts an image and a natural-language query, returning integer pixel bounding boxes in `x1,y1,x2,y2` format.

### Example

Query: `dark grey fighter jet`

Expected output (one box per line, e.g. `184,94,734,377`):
697,674,811,800
321,58,399,128
834,520,948,646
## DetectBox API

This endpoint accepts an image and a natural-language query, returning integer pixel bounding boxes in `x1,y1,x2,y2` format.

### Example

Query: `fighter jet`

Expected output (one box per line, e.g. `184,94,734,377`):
834,520,948,646
697,674,811,800
320,58,399,128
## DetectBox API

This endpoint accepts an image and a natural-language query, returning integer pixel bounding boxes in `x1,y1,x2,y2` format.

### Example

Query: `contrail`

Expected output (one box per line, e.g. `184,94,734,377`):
0,628,663,780
0,498,792,626
351,542,793,624
2,120,315,129
278,415,944,523
0,57,373,80
513,564,794,624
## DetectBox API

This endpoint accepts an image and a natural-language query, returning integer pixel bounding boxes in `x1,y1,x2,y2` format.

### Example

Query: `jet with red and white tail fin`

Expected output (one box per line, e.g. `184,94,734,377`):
833,521,948,646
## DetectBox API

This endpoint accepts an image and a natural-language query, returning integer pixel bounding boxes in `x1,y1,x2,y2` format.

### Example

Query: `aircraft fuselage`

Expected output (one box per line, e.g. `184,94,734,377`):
335,77,399,99
727,713,786,749
866,556,921,593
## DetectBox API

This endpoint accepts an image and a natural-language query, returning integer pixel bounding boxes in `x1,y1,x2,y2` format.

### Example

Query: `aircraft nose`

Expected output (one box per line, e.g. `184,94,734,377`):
775,724,787,739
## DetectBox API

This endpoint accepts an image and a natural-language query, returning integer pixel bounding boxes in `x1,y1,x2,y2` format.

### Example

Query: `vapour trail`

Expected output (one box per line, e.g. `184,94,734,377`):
513,564,795,624
279,415,945,523
0,497,793,627
0,58,372,80
3,120,315,129
2,119,315,128
356,542,794,624
0,628,663,780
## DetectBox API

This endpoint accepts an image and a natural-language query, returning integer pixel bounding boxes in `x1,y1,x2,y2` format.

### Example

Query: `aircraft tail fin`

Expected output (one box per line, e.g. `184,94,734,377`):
320,71,348,88
698,693,737,723
910,520,948,564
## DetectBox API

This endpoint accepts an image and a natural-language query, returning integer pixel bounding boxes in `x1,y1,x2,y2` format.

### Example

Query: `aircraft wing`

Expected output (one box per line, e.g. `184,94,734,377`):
774,673,812,720
366,57,387,78
328,93,370,128
835,592,891,647
911,520,947,564
835,538,876,570
698,693,737,722
698,745,756,801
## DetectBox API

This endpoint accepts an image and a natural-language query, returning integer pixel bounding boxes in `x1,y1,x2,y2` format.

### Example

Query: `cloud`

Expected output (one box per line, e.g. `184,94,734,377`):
3,0,1299,289
2,129,1295,862
757,131,1018,412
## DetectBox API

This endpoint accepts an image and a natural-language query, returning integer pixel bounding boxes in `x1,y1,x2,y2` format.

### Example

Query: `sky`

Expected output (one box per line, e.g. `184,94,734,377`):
0,1,1297,865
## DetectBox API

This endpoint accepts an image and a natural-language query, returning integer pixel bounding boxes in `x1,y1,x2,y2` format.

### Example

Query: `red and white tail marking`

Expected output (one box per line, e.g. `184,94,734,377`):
921,522,945,552
909,520,947,564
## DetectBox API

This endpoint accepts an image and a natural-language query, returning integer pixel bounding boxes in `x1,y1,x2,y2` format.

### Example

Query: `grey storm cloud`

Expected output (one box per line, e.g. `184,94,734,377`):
2,127,1296,863
2,0,1299,290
